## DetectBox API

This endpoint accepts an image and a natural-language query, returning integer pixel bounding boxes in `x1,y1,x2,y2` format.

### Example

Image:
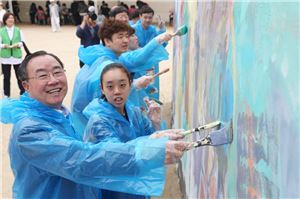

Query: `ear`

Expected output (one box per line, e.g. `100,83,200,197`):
22,81,30,91
100,84,105,95
103,38,111,47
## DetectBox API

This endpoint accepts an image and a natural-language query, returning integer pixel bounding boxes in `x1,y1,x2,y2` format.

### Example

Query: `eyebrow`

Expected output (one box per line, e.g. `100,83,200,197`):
117,32,128,36
34,66,62,73
105,79,128,84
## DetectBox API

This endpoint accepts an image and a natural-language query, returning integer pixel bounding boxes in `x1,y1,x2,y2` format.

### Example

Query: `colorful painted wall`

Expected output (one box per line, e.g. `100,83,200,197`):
172,1,299,198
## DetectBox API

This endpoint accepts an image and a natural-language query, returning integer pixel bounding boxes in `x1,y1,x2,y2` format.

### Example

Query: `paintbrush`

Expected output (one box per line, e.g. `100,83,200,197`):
181,120,221,136
148,98,163,105
171,25,188,37
185,120,234,150
152,68,170,78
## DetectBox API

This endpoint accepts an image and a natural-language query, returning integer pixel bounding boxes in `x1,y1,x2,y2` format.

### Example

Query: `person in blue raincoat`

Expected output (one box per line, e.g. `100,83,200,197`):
83,62,184,199
124,32,172,111
132,5,167,100
83,32,172,130
71,19,171,135
0,50,191,199
132,6,166,48
71,19,133,135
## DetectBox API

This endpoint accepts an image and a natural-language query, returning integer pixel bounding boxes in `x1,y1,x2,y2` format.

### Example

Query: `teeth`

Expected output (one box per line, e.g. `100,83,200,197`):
115,97,122,102
48,88,61,94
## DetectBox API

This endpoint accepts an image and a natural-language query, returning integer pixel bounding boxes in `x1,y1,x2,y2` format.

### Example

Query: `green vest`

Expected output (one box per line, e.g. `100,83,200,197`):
0,27,22,58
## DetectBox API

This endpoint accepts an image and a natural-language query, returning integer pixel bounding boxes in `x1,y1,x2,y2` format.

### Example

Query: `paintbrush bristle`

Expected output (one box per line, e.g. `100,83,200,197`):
177,25,188,36
172,25,188,37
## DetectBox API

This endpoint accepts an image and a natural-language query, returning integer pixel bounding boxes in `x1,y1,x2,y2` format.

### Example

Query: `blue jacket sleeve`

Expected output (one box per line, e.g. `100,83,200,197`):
119,38,169,73
12,117,167,196
157,26,166,35
76,25,85,38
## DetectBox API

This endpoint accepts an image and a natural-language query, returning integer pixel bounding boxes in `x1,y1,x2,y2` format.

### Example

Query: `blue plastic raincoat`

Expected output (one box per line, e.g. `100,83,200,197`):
132,21,166,48
71,45,118,135
71,44,118,113
84,98,155,144
71,41,168,135
119,38,168,72
132,21,167,100
0,94,167,199
84,98,157,199
120,38,168,108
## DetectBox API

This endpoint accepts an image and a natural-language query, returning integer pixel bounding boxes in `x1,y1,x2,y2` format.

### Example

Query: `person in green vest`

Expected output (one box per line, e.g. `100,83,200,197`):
0,12,25,97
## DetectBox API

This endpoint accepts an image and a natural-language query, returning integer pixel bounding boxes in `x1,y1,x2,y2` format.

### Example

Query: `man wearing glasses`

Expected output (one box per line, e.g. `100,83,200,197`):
1,51,190,199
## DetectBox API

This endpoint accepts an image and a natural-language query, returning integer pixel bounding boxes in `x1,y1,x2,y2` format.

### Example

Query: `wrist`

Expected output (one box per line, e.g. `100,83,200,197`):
132,79,140,89
156,37,163,44
153,122,161,131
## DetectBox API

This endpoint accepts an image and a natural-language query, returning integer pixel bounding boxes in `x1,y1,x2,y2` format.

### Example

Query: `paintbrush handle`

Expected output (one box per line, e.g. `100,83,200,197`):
185,138,212,151
199,121,221,130
152,68,170,78
181,121,221,137
181,129,194,136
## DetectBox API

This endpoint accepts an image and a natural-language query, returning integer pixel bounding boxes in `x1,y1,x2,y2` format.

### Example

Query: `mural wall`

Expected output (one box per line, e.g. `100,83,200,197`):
172,1,299,198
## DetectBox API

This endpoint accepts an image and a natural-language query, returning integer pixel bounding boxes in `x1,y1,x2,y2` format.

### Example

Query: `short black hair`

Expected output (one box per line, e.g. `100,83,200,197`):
109,6,128,17
100,62,132,100
18,51,64,81
100,62,132,88
139,5,154,15
130,10,139,20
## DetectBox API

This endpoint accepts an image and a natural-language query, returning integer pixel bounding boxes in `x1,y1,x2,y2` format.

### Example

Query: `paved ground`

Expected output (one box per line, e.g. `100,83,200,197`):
0,24,180,198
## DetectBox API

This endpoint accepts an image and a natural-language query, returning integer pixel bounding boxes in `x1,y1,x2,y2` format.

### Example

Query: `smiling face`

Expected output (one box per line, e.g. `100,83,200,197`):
104,31,129,56
101,68,131,114
5,15,15,27
22,55,68,109
140,13,153,29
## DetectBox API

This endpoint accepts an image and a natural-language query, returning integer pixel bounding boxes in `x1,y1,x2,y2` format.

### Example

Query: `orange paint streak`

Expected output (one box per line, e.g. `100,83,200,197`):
209,176,217,199
200,182,205,199
248,158,254,170
247,186,258,198
247,186,261,199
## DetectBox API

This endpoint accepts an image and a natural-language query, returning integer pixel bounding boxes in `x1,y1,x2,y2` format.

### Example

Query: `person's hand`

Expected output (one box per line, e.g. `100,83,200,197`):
145,98,161,129
83,14,89,22
3,44,10,48
80,15,88,28
148,87,158,94
164,140,192,165
156,32,172,44
157,16,165,30
10,44,19,48
150,129,185,140
133,75,153,89
158,21,165,29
